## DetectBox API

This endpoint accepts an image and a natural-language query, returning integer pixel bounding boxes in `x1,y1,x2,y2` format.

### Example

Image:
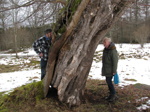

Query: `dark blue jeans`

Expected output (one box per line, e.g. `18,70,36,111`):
40,59,47,80
106,76,116,95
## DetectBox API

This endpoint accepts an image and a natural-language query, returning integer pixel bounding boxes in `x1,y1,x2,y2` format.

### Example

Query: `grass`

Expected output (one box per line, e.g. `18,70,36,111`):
134,83,150,91
93,49,146,62
0,80,150,112
119,55,126,59
3,48,26,54
94,50,150,60
0,58,40,73
93,51,102,63
0,64,21,73
124,78,137,82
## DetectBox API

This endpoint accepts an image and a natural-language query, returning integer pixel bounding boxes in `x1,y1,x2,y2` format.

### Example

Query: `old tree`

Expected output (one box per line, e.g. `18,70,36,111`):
44,0,134,106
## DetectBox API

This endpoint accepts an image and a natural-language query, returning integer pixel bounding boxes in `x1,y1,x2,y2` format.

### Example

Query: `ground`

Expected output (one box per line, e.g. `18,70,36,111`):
0,44,150,112
0,80,150,112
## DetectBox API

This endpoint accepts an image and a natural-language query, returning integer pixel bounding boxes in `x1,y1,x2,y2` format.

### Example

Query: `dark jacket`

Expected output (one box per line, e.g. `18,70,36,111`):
32,36,51,61
102,42,118,76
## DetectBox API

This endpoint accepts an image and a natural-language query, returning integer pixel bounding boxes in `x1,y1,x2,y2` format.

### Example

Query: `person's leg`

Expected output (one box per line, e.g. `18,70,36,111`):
106,76,116,95
105,76,116,101
40,59,47,80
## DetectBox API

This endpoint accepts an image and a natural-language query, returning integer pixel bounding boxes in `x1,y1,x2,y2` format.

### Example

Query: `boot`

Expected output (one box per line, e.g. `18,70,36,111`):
108,94,118,102
105,94,111,100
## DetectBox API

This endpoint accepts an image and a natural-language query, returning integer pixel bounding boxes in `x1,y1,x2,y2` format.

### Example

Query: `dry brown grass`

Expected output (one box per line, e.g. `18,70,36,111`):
0,80,150,112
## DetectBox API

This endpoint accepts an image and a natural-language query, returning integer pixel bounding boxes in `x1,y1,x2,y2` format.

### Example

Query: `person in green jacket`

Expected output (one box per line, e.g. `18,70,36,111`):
102,37,118,102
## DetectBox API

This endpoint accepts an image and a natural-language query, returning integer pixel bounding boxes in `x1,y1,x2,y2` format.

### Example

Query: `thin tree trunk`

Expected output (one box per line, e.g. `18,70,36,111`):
13,9,19,58
14,28,18,58
44,0,133,106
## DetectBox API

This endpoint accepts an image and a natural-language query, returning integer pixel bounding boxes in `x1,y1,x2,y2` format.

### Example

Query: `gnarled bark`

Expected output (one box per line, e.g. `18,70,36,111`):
44,0,133,106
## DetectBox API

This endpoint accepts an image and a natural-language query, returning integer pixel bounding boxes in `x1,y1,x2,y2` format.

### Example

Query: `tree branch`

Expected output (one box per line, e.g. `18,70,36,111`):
0,0,66,13
46,0,67,5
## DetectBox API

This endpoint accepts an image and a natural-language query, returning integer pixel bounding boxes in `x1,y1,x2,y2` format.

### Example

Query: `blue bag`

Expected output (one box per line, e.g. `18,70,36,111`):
114,73,119,84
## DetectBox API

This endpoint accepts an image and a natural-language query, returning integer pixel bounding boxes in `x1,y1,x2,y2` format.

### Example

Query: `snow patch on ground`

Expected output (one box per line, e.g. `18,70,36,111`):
0,57,31,65
0,69,40,92
136,97,149,102
136,97,150,111
137,104,150,111
0,48,37,57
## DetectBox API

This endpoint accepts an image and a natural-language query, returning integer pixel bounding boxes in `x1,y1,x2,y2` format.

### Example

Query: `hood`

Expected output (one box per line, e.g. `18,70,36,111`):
105,42,116,50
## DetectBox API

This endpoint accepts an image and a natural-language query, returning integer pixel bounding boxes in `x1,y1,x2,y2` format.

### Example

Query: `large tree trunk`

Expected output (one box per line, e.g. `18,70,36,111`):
44,0,133,106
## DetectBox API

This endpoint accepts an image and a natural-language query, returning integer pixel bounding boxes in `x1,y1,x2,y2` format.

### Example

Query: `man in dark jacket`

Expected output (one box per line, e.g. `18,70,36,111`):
33,29,52,80
102,37,118,102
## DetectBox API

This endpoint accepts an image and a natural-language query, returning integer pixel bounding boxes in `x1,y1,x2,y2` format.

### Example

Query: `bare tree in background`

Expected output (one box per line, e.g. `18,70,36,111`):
26,2,61,39
134,25,149,48
11,0,20,58
105,0,150,43
0,0,62,50
0,0,9,50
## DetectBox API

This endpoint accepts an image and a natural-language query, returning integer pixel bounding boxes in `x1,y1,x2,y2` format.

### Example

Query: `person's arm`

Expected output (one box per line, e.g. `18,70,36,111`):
32,39,42,55
112,50,118,74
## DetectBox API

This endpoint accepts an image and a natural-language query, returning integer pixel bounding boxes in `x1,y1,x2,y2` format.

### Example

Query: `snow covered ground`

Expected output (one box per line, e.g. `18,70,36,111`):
0,69,41,92
0,44,150,92
0,43,150,110
0,48,41,92
90,44,150,87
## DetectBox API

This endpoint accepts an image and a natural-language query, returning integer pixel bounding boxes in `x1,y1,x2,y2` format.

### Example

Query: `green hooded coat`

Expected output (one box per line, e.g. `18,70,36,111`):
102,42,118,77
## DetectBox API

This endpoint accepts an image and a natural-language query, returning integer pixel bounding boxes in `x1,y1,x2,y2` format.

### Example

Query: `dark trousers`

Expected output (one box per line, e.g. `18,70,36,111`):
106,76,116,95
40,59,47,80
